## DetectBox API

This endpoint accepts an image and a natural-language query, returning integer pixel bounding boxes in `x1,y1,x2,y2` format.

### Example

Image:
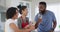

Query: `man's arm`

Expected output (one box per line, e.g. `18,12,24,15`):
52,13,57,31
53,20,57,30
35,19,42,29
35,22,39,29
35,14,42,29
50,20,57,32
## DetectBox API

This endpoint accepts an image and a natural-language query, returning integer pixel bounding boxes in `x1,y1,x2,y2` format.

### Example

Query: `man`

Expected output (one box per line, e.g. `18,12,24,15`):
35,2,57,32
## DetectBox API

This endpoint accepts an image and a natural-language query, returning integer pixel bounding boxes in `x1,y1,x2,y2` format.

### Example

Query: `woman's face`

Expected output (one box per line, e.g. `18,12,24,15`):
22,8,28,16
13,10,18,19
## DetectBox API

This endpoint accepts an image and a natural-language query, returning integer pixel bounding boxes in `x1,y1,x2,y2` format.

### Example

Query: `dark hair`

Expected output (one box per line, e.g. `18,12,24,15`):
39,2,46,7
6,7,17,19
17,5,27,14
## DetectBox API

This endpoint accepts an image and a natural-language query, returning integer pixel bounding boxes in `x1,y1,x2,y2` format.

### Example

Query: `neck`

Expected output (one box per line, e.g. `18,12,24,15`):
22,14,26,19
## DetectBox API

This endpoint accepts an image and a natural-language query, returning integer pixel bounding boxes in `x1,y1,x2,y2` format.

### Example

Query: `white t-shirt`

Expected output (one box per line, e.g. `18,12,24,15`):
5,19,18,32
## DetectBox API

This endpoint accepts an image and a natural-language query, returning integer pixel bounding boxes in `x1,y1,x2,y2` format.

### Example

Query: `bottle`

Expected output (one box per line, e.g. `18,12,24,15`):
37,13,42,24
38,13,42,19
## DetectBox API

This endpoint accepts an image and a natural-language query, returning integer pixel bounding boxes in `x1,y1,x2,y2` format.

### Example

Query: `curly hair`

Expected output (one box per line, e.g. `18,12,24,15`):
6,7,17,19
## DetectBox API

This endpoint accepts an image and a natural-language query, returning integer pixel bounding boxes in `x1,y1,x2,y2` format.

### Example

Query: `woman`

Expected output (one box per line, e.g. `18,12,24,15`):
5,7,34,32
17,5,35,31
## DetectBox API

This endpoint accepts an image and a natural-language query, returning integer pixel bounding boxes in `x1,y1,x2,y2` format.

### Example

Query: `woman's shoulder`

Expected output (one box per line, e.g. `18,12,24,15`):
18,16,22,20
5,19,14,24
17,17,22,23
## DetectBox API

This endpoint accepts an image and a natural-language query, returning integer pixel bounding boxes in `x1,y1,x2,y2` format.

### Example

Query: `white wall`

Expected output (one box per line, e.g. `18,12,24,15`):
6,0,22,8
0,0,6,7
6,0,31,8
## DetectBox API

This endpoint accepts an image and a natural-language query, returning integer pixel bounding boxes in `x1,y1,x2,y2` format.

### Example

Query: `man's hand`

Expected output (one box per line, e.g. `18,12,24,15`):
38,18,42,23
35,18,42,29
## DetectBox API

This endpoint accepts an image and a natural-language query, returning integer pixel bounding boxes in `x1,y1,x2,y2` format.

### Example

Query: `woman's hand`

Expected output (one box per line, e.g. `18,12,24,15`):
24,24,35,31
24,25,30,29
23,25,35,32
29,25,35,30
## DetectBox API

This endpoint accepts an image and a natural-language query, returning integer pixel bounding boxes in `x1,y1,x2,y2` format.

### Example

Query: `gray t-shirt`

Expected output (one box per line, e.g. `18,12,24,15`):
18,17,29,29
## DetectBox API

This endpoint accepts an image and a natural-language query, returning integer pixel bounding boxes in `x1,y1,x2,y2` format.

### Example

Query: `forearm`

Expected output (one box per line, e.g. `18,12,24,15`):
52,21,57,31
23,28,31,32
15,29,30,32
35,18,42,29
35,21,40,29
53,21,57,29
14,29,23,32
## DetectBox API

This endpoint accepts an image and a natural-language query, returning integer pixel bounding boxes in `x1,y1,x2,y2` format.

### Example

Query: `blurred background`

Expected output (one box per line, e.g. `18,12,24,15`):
0,0,60,32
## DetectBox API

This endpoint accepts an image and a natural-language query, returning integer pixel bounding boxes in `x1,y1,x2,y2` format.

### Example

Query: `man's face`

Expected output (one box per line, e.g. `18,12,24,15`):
39,4,46,12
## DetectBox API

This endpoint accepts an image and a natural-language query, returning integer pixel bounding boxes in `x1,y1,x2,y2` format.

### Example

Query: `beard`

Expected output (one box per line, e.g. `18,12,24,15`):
39,10,46,15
